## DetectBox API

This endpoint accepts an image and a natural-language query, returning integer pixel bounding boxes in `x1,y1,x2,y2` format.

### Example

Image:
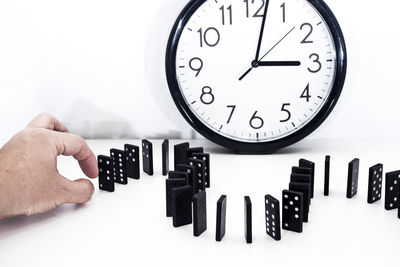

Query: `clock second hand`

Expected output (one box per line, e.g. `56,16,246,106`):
239,26,297,81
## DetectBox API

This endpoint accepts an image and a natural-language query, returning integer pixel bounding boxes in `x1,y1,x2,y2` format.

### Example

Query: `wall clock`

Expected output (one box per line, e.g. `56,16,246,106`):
166,0,347,153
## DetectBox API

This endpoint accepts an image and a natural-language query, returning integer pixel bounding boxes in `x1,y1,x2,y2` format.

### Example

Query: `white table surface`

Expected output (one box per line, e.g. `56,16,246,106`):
0,139,399,266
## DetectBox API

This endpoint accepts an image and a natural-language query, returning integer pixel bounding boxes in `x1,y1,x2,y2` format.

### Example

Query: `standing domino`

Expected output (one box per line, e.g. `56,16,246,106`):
193,191,207,237
177,164,198,195
299,159,315,198
172,185,193,227
188,158,206,191
216,195,227,242
367,164,383,204
166,178,187,217
162,139,169,176
346,158,360,199
174,142,189,169
385,171,400,210
98,155,114,192
324,156,330,196
282,190,304,233
289,182,310,222
142,140,154,176
191,153,211,188
110,149,128,185
244,196,252,244
124,144,140,180
265,195,281,241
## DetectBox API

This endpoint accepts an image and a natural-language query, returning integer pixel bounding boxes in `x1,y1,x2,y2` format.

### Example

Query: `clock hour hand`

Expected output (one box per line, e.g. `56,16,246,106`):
256,61,301,67
239,60,300,81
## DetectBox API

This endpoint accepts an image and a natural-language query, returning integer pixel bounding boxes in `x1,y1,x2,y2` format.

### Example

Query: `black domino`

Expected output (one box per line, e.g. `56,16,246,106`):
193,191,207,237
172,185,193,227
289,182,310,222
142,139,154,176
282,190,304,233
292,166,312,176
187,147,204,158
192,153,210,188
290,173,312,205
244,196,252,244
290,173,312,184
162,139,169,176
398,206,400,219
98,155,114,192
166,178,187,217
346,158,360,199
216,195,227,242
265,195,281,241
168,171,188,182
188,158,206,191
324,156,330,196
385,170,400,210
299,159,315,198
124,144,140,180
177,164,198,195
368,164,383,204
110,149,127,185
174,142,189,169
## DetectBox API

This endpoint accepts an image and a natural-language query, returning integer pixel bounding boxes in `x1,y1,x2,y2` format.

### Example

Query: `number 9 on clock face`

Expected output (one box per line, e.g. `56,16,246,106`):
166,0,347,153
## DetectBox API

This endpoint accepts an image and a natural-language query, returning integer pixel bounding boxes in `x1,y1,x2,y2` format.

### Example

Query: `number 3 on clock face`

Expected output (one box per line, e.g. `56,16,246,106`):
166,0,347,153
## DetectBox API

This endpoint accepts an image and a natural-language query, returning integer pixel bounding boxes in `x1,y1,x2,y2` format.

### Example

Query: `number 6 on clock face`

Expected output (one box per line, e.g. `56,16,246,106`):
166,0,347,153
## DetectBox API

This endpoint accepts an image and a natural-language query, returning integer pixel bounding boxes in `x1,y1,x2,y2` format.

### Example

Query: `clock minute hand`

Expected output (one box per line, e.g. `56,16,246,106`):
256,61,301,67
255,0,270,61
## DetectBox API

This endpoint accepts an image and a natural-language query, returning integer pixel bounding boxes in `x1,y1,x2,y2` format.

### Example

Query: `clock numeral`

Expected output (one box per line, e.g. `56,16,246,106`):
249,111,264,130
197,27,220,48
226,105,236,124
300,23,313,44
300,83,311,102
244,0,265,18
280,2,286,23
200,86,215,105
280,103,291,122
220,5,233,25
307,53,322,73
189,57,203,77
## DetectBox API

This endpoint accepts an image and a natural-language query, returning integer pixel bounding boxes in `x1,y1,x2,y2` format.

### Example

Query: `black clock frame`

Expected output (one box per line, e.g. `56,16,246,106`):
166,0,347,154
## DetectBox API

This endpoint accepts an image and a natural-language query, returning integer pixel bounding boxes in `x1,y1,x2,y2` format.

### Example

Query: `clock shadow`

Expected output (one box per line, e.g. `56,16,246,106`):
207,140,316,155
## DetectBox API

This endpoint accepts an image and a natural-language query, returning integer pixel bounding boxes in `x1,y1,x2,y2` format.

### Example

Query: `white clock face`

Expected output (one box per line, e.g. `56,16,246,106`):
174,0,337,142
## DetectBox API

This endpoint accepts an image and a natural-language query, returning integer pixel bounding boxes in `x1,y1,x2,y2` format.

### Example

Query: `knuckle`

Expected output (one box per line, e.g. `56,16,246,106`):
74,135,87,149
23,128,50,143
38,112,53,121
82,182,94,202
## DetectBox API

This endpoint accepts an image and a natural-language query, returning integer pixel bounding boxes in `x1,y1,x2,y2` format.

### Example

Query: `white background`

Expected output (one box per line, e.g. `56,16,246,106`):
0,0,400,143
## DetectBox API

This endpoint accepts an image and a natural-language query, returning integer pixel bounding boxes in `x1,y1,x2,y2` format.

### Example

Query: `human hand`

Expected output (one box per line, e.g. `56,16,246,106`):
0,113,98,219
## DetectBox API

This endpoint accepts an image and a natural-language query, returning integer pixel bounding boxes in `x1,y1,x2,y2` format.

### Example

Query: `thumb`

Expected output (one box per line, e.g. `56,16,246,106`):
60,178,95,204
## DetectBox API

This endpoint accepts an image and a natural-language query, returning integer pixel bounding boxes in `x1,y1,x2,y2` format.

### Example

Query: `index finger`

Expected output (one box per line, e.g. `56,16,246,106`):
52,131,98,178
27,113,69,133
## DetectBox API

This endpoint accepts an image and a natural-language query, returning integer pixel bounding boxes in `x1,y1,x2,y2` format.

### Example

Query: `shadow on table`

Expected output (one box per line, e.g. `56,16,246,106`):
207,144,316,155
0,204,85,239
